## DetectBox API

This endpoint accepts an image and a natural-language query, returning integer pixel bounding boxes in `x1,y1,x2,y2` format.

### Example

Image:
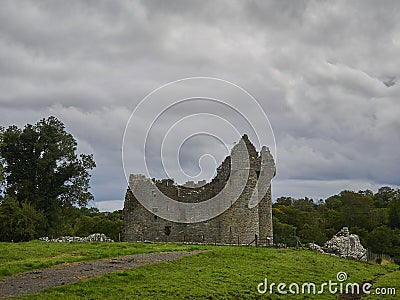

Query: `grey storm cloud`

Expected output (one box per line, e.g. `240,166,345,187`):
1,0,399,211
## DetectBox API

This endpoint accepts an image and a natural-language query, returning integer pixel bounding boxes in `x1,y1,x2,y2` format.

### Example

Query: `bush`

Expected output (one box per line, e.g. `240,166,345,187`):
0,197,45,241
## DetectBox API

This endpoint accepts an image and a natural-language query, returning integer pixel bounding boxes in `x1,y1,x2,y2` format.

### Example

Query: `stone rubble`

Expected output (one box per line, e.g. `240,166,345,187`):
39,233,114,243
307,227,367,261
307,242,325,253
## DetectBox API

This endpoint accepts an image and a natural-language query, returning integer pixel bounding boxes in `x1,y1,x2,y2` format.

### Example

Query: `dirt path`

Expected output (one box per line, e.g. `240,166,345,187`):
0,251,203,298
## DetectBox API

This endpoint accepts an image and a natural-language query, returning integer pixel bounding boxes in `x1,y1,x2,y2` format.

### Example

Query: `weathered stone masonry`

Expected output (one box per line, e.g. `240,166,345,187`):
123,135,275,245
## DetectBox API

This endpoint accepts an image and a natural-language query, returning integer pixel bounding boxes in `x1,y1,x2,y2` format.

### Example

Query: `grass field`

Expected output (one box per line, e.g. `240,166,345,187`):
0,241,209,278
1,241,399,299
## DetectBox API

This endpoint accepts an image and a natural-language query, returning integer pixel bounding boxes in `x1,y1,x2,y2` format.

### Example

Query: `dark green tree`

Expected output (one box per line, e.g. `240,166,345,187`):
366,225,398,254
326,191,375,230
0,117,95,236
273,205,310,231
298,222,327,245
274,196,294,207
373,186,395,208
74,211,123,241
292,197,315,212
0,127,5,195
0,196,45,241
273,216,297,246
388,189,400,228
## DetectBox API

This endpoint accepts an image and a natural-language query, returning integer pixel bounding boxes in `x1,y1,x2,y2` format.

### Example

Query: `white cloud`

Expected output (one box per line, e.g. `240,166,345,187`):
93,199,124,212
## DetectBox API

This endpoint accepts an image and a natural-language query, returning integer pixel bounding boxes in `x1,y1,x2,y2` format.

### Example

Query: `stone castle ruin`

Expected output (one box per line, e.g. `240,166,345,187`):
122,135,276,245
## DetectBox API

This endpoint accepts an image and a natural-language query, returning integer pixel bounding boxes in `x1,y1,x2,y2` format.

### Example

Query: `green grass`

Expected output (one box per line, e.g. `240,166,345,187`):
0,240,210,278
364,265,400,299
5,243,397,300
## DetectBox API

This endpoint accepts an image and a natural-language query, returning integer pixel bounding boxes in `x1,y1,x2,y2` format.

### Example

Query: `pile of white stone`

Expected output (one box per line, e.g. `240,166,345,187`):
307,227,367,261
307,242,325,253
39,233,114,243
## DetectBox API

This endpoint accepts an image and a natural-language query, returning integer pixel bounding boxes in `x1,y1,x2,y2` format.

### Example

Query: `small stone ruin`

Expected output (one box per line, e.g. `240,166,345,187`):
307,227,367,261
39,233,114,243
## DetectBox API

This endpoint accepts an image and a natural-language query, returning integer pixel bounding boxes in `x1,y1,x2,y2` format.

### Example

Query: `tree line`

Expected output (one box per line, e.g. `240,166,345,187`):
273,187,400,263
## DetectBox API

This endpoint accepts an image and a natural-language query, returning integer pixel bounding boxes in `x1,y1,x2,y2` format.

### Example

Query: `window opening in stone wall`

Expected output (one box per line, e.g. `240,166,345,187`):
164,226,171,236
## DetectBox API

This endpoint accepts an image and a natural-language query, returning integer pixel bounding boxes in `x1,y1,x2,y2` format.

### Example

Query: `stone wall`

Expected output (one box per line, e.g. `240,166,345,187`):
122,135,275,245
39,233,114,242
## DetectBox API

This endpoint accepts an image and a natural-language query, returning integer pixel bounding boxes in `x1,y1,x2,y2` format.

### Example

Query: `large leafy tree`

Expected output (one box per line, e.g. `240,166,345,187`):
0,116,95,235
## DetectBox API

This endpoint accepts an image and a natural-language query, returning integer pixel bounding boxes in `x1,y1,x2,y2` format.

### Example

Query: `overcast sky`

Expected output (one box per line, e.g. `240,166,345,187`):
1,0,399,211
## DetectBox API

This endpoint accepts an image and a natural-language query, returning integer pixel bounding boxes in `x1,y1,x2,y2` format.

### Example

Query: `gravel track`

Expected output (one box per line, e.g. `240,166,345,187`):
0,251,203,298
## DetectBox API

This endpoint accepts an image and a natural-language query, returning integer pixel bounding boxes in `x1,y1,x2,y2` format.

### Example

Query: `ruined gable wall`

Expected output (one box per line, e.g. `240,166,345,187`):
258,147,275,241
